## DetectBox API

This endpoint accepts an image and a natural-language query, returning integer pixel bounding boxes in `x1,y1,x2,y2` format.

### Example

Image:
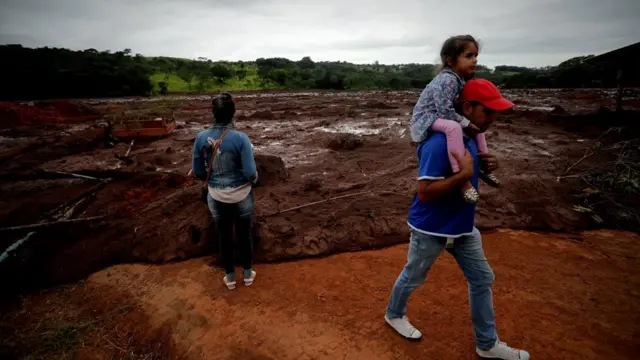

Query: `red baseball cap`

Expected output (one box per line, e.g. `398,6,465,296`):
460,79,514,111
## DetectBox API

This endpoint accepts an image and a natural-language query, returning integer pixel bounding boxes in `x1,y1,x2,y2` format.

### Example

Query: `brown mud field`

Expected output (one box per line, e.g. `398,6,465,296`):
1,89,639,359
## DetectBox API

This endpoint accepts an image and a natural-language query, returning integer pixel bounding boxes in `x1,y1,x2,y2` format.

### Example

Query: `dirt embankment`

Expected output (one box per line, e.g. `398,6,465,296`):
0,89,638,295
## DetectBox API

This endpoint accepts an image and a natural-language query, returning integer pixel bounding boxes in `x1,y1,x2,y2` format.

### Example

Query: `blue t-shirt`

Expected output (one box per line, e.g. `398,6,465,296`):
407,133,479,238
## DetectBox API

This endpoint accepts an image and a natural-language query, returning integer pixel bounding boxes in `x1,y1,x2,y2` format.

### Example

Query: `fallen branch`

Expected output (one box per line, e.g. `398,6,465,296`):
103,336,129,354
562,127,622,176
0,232,37,265
125,140,135,157
42,170,103,181
330,199,357,219
49,180,111,221
0,216,106,234
129,148,156,156
259,191,372,218
562,151,597,176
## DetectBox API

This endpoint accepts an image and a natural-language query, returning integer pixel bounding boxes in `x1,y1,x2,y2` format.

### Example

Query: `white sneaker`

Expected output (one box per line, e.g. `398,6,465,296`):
244,271,256,286
223,275,236,290
476,340,530,360
384,315,422,340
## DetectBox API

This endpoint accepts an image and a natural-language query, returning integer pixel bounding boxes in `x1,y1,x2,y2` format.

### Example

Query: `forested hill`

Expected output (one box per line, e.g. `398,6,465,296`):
0,44,629,100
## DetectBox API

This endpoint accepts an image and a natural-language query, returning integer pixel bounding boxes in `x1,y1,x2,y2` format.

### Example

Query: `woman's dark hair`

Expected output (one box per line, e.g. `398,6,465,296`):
212,92,236,125
435,35,479,74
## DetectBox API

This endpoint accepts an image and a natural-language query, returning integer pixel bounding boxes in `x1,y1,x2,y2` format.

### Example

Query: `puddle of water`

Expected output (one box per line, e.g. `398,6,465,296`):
315,123,383,136
253,142,329,168
516,105,555,111
314,118,404,136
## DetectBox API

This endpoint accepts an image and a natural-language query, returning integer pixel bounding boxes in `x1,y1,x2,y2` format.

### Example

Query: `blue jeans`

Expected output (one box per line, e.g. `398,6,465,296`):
207,191,254,278
386,228,497,350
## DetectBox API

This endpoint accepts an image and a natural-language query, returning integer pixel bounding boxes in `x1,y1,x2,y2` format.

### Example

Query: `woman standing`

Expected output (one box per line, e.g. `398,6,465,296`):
192,93,258,290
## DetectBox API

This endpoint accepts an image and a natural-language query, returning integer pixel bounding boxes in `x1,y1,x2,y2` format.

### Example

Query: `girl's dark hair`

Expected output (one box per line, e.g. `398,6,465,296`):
435,35,479,74
212,92,236,125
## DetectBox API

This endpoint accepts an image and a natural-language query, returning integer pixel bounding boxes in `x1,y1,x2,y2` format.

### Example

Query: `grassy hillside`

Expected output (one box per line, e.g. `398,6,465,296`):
149,61,279,93
150,72,268,93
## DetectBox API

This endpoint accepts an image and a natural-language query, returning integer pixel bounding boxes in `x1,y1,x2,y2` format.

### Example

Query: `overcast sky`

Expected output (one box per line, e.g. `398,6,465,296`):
1,0,638,67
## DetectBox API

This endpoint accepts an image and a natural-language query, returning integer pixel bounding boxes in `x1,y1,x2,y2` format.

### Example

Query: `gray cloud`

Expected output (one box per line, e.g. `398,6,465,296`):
0,0,638,67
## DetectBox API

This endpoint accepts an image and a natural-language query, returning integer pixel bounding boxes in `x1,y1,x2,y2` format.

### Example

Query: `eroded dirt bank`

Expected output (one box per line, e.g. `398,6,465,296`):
2,89,638,294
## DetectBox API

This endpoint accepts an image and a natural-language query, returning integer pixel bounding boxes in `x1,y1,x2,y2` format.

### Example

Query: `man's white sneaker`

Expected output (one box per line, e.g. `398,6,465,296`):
476,340,530,360
384,315,422,340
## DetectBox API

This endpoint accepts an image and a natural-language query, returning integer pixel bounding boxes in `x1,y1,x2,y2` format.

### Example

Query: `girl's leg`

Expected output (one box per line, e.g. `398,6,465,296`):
431,119,479,203
431,119,465,173
475,133,501,187
476,132,488,154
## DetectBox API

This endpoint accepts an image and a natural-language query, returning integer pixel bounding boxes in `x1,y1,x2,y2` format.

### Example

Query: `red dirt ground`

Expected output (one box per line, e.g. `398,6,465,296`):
2,229,639,359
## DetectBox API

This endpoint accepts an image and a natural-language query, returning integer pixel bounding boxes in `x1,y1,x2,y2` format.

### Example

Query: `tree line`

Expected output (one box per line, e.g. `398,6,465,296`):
0,44,634,100
0,45,154,101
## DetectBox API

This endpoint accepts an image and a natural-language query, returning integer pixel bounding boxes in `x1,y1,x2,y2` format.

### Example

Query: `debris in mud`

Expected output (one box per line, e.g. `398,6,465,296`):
249,110,275,120
559,118,640,232
0,100,101,128
562,90,601,100
303,178,323,192
254,154,288,187
325,133,364,151
363,101,398,110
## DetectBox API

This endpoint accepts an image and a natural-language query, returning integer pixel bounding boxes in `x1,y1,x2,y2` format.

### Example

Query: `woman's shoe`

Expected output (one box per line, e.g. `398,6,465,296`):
244,270,257,287
223,275,236,290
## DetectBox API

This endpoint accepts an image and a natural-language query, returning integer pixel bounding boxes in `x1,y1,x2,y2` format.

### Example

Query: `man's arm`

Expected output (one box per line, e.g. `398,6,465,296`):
416,150,474,202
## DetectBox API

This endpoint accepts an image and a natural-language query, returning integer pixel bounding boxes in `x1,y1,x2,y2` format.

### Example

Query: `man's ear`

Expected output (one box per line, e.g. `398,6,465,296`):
462,102,473,117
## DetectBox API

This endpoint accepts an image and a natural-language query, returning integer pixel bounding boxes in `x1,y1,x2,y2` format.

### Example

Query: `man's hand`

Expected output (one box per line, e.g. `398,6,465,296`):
451,150,474,180
478,153,499,172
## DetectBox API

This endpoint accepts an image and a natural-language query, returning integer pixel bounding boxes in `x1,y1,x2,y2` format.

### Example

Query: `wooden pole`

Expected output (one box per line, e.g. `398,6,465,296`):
616,67,623,112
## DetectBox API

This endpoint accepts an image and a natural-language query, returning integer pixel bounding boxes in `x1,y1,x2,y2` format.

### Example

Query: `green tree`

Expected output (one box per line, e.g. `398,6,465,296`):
235,68,248,80
211,64,233,84
158,81,168,95
298,56,315,69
